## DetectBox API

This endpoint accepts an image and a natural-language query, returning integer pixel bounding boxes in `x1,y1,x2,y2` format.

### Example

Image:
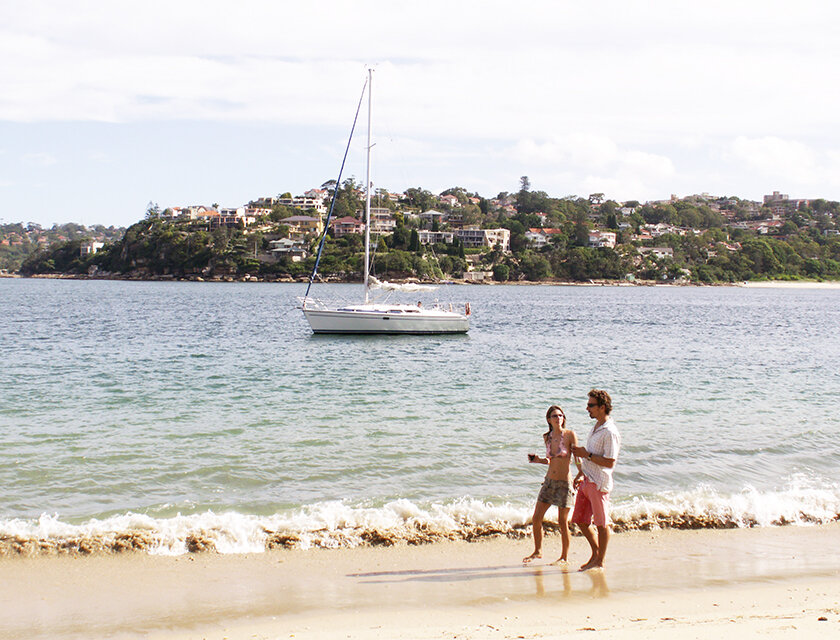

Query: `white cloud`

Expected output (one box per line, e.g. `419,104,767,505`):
512,135,620,169
621,151,675,181
2,0,839,141
509,135,675,200
4,1,840,224
729,136,840,189
21,152,57,166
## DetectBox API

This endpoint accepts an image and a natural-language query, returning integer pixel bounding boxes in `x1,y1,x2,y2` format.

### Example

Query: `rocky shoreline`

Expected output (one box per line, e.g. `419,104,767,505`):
4,271,839,288
0,271,714,286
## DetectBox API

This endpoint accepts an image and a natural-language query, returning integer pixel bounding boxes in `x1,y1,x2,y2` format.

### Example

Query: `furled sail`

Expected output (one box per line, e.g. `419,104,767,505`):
368,276,438,292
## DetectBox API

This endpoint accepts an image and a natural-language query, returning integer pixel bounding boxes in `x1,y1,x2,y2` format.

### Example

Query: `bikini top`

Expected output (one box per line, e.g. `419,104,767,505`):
544,429,570,459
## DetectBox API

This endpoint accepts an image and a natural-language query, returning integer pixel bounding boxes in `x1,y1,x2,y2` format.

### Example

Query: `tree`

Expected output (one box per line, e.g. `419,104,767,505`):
333,178,363,218
519,251,551,280
145,202,161,219
390,225,410,249
409,229,421,252
519,176,531,192
493,263,510,281
404,187,435,211
573,210,590,246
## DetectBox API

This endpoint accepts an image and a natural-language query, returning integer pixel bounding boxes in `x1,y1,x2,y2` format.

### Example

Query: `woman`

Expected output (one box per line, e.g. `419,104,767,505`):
523,404,580,564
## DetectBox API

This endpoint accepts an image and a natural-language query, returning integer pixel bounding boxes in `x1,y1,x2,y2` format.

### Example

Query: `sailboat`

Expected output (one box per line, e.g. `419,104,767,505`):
301,70,470,335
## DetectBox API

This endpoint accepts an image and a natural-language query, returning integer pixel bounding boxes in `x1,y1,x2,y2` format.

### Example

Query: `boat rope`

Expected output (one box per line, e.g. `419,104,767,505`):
303,76,369,302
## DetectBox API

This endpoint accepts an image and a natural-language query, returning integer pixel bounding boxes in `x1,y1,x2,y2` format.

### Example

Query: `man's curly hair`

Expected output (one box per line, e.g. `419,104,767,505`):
588,389,612,415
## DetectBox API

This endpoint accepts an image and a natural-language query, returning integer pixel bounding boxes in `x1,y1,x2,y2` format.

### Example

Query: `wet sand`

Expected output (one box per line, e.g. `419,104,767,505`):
2,523,838,639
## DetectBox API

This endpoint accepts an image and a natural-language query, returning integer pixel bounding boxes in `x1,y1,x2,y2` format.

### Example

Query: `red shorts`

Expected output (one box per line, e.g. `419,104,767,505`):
571,478,610,527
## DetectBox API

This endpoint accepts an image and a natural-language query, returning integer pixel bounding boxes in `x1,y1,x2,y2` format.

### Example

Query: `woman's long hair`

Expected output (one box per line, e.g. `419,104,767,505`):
544,404,566,438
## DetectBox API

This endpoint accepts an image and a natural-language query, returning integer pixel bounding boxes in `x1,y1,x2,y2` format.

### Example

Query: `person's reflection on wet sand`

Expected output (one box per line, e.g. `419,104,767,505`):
532,567,545,597
530,567,573,598
585,568,609,598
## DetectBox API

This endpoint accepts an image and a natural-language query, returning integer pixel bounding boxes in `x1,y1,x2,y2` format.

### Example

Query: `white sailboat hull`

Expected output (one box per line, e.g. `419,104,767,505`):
303,303,469,334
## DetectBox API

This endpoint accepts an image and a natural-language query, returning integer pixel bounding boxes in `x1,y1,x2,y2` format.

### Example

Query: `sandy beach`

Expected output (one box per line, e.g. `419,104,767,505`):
739,280,840,289
3,523,838,639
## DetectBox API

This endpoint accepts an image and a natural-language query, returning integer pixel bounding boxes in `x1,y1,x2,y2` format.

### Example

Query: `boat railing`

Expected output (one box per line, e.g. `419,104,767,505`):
301,296,471,317
299,297,331,311
429,300,472,316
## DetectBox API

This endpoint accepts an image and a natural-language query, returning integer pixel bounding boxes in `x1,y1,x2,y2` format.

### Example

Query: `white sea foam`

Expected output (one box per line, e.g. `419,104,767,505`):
612,474,840,528
1,478,837,556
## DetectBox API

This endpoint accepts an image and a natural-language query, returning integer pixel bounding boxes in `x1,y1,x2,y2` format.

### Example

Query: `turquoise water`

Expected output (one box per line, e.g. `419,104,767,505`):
1,279,838,553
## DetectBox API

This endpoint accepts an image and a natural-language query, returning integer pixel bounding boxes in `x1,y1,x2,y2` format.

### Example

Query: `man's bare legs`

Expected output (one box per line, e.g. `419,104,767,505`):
554,507,571,563
577,524,610,570
523,501,551,563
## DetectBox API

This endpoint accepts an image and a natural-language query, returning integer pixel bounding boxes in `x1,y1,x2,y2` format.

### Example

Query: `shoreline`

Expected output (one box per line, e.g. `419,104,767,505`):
3,271,840,288
2,523,838,639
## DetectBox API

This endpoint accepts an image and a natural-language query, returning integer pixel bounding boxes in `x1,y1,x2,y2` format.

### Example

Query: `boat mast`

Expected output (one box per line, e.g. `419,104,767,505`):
363,68,372,303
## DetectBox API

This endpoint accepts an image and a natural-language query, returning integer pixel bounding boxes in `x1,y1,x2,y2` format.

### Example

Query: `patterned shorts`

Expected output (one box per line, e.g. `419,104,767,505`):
537,477,575,508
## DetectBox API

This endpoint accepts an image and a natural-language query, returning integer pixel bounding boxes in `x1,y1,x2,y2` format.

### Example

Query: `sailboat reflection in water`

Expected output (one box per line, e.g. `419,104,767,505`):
301,69,470,335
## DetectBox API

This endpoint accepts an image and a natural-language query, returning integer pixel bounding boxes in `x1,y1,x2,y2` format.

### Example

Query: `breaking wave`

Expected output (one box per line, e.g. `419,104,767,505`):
2,477,837,557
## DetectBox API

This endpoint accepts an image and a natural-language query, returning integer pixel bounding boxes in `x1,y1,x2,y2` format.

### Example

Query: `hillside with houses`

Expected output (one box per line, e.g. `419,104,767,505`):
0,223,125,273
10,179,840,283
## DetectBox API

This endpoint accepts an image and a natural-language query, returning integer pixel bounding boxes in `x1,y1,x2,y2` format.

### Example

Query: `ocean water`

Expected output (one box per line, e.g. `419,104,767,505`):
1,278,838,555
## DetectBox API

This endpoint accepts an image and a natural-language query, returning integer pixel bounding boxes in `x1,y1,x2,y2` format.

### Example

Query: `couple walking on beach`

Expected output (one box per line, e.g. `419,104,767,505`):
523,389,620,571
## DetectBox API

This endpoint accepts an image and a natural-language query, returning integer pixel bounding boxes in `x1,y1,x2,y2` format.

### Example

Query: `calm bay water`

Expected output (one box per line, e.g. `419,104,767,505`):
1,278,838,553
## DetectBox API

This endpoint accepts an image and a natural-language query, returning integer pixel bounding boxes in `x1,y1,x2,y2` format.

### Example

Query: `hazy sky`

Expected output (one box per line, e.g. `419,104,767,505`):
2,1,839,227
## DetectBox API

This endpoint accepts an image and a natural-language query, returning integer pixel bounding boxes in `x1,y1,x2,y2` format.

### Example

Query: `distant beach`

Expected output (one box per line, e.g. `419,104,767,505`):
2,524,838,639
739,280,840,289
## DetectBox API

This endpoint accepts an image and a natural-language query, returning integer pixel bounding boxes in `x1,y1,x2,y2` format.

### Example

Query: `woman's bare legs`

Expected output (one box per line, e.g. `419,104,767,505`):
555,506,571,562
523,500,551,563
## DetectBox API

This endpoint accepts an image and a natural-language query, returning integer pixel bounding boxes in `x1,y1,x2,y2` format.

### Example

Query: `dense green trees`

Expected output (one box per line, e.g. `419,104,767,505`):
10,179,840,283
18,215,840,283
2,222,124,272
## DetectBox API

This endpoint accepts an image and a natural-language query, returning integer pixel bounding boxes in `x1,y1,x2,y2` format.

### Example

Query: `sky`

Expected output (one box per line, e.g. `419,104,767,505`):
2,0,840,228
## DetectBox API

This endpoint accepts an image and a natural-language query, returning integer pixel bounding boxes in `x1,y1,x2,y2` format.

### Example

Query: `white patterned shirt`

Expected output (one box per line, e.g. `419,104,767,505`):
580,417,621,493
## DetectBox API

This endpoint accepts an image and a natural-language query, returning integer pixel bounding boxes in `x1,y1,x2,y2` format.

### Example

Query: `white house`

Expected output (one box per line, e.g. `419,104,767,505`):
418,230,454,245
368,208,396,234
269,238,308,262
419,210,447,227
439,194,461,208
456,228,510,251
526,228,564,248
588,230,617,248
80,241,105,256
638,247,674,259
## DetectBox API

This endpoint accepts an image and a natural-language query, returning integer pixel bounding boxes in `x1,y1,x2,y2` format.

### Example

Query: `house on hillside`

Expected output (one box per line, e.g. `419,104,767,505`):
80,241,105,256
269,238,308,262
638,247,674,260
456,228,510,251
439,194,461,208
284,215,323,238
330,216,365,237
525,228,564,248
588,231,617,248
304,189,329,202
419,210,447,228
368,208,396,234
418,230,454,245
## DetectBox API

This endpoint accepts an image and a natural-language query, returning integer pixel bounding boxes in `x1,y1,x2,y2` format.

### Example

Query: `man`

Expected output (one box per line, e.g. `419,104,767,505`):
571,389,620,571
